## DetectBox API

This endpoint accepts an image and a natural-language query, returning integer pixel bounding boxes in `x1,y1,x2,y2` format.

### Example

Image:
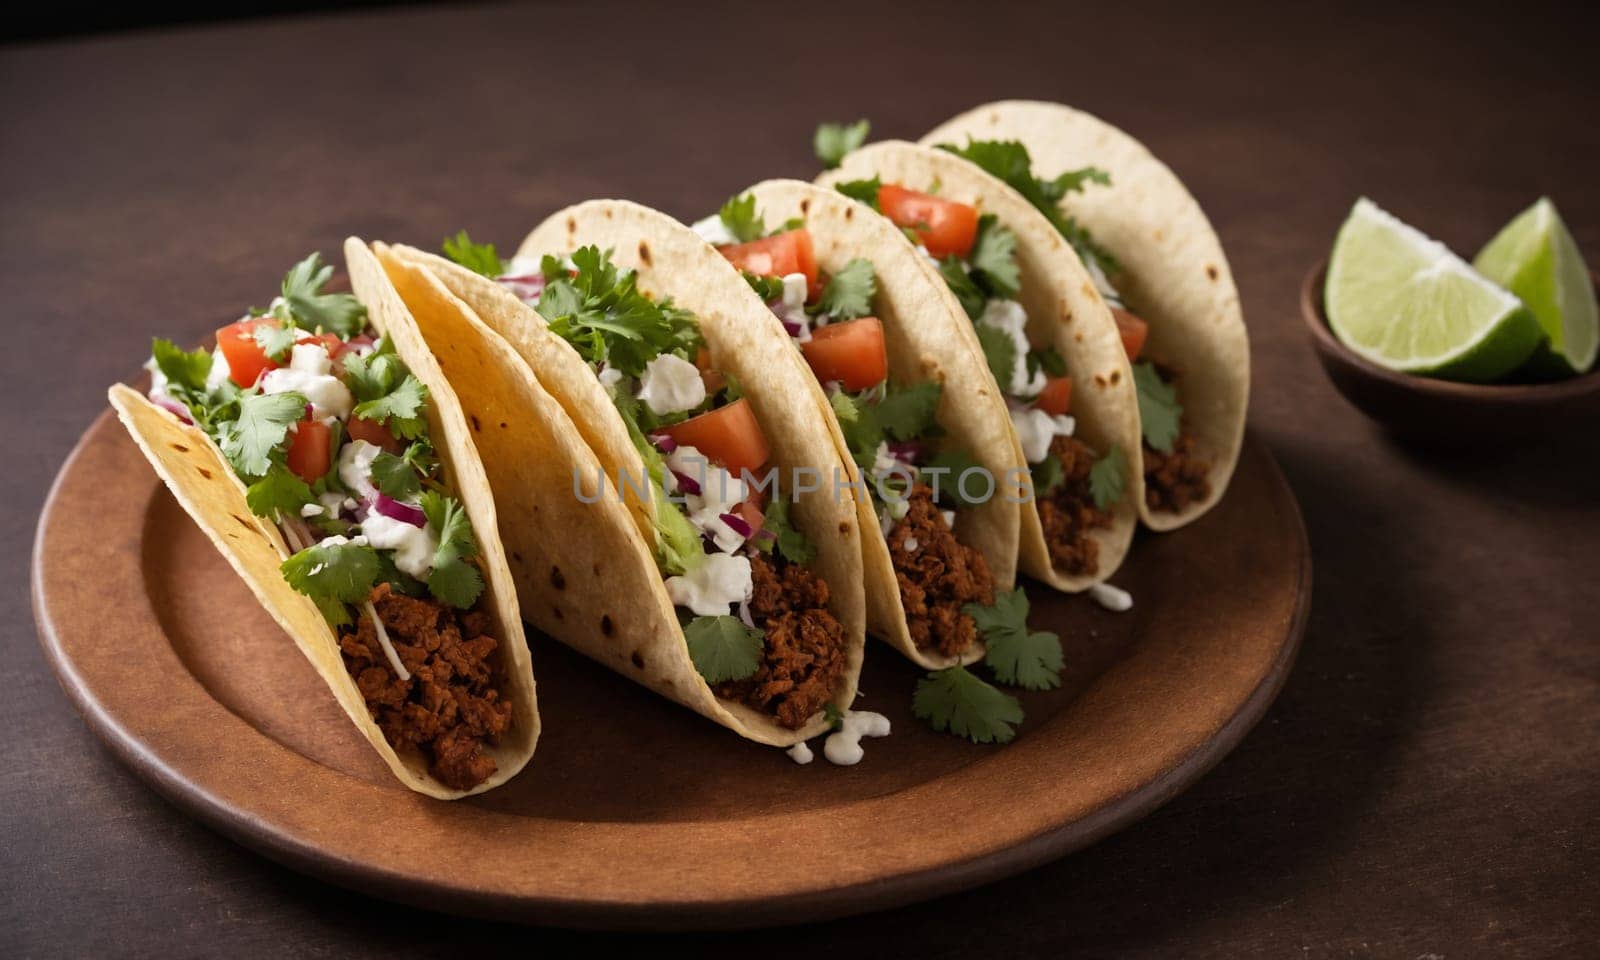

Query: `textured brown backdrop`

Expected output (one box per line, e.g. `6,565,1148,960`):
5,1,1597,955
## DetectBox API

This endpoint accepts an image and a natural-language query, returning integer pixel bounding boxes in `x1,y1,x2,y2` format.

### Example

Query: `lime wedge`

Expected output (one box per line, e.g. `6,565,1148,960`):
1473,198,1597,376
1326,198,1541,382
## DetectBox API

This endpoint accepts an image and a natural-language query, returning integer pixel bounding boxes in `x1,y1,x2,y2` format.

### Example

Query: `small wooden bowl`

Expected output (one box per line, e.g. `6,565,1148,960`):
1301,261,1600,444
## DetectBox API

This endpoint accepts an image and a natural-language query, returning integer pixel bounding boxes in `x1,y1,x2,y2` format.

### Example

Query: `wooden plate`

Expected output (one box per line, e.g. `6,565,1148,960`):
33,409,1309,931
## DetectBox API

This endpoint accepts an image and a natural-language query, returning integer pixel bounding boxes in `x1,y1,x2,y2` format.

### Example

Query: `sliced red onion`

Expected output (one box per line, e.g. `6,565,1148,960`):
650,432,678,453
780,318,804,337
753,527,777,544
372,493,426,527
497,274,546,302
151,394,193,424
719,512,753,538
887,440,924,464
671,469,701,496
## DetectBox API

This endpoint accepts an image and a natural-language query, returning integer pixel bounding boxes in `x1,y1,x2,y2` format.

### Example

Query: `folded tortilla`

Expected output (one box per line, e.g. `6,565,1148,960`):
921,101,1249,530
108,238,539,799
819,142,1141,592
379,200,866,745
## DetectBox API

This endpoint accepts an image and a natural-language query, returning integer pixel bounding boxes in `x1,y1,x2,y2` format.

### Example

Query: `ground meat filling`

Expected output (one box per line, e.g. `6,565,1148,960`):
887,485,995,659
339,583,513,791
1144,430,1211,513
1037,436,1115,576
714,554,847,730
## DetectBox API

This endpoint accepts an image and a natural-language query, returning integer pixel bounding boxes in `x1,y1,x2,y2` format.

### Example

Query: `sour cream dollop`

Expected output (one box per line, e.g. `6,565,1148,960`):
977,298,1046,398
665,553,753,616
260,366,353,421
337,438,384,498
823,710,891,766
637,353,706,416
690,214,739,246
361,512,439,579
1010,407,1076,464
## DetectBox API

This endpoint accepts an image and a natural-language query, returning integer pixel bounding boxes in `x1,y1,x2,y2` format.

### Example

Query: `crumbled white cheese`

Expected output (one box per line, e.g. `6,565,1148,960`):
941,509,956,529
596,364,625,397
205,346,232,391
637,353,706,416
977,298,1047,398
771,272,813,341
361,512,439,580
691,214,739,246
300,503,325,518
1011,407,1076,464
260,367,353,421
665,553,753,616
823,710,891,765
667,445,750,553
288,341,333,375
1089,583,1133,612
337,439,383,498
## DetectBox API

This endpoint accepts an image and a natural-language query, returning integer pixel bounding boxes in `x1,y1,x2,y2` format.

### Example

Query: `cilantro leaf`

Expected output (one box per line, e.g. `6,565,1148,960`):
938,139,1119,275
252,323,297,362
420,490,484,609
1030,452,1065,497
684,615,764,684
717,193,767,244
743,270,786,301
281,252,367,338
968,215,1020,298
1089,445,1126,510
938,257,987,319
811,258,877,320
829,390,860,424
280,537,381,605
1132,362,1182,453
1029,344,1068,378
966,588,1062,690
441,229,506,278
813,119,870,169
912,665,1024,744
151,338,213,392
353,375,428,440
761,494,816,565
922,448,983,507
369,450,421,499
874,381,942,441
974,323,1018,390
834,176,881,210
219,391,306,478
823,701,845,731
245,463,314,521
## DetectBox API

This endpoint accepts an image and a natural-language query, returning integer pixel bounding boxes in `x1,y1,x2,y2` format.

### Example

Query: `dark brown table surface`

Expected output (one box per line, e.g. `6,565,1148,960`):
5,2,1597,955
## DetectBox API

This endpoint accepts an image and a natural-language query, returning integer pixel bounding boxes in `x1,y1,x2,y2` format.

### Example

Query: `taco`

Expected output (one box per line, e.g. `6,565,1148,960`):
817,142,1141,592
687,179,1051,672
921,101,1249,529
109,242,538,797
377,200,866,745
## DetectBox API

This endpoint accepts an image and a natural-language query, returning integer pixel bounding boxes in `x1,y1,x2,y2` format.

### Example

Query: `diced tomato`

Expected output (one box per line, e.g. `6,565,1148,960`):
215,319,281,388
286,417,333,483
659,397,771,478
694,347,726,395
800,317,888,392
877,184,979,259
1034,376,1073,416
296,332,343,358
717,229,819,296
1113,308,1148,361
734,491,765,533
345,415,402,453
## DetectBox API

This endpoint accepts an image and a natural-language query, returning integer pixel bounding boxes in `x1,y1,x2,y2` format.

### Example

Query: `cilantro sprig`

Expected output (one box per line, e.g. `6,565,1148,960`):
834,176,882,210
811,258,877,320
1089,446,1127,509
421,490,484,609
442,229,507,278
813,119,871,169
966,589,1062,691
756,494,815,565
536,246,703,376
717,193,767,244
938,139,1118,276
280,253,367,338
344,337,429,439
219,391,307,478
912,665,1024,744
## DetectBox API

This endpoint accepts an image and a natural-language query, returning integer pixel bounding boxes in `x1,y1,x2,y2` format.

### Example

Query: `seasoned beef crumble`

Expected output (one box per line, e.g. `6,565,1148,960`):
1144,429,1211,513
715,553,847,729
340,583,513,790
887,485,995,658
1036,435,1115,576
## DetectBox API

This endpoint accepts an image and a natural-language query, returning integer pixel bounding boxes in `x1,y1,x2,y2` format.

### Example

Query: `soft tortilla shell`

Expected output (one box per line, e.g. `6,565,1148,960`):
820,142,1140,591
745,178,1026,668
105,238,540,798
921,101,1249,530
384,201,866,745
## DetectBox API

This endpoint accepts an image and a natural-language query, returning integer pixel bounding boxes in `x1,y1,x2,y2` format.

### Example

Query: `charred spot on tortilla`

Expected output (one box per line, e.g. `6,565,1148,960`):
469,414,481,432
171,443,188,452
631,650,646,669
233,514,252,529
637,241,652,266
1154,229,1164,242
550,566,565,590
1110,370,1121,385
498,421,507,429
197,467,212,479
838,521,850,534
1094,374,1108,388
1207,264,1219,281
800,198,811,214
566,216,577,235
844,205,853,220
601,614,614,636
